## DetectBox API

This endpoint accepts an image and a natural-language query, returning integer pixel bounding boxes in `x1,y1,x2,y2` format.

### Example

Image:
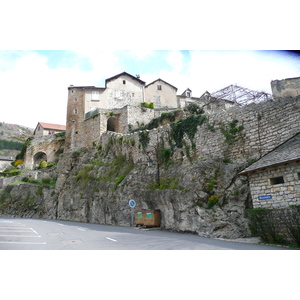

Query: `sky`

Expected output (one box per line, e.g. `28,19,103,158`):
0,50,299,129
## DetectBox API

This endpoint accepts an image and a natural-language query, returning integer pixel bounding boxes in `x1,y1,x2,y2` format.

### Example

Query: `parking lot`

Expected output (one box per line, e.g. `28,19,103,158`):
0,219,46,248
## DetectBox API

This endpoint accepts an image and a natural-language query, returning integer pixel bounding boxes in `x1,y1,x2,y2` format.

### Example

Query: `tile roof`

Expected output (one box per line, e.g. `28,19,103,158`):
239,132,300,175
105,72,146,86
145,78,178,91
37,122,66,131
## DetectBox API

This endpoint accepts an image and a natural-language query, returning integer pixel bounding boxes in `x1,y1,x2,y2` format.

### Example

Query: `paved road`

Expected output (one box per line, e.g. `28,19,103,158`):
0,217,293,250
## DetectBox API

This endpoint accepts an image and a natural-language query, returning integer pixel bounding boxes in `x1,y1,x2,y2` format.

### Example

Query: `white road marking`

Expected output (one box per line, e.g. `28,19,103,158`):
0,226,26,228
0,241,46,245
0,234,41,237
77,228,86,231
57,223,64,226
0,230,34,232
106,237,117,242
29,228,39,235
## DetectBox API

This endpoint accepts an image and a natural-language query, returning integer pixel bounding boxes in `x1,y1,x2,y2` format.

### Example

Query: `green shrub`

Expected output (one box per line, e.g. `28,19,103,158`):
245,208,285,244
141,102,154,109
184,103,204,115
115,175,126,186
28,178,39,184
39,160,48,169
148,177,184,190
207,195,219,208
41,177,51,185
0,166,21,177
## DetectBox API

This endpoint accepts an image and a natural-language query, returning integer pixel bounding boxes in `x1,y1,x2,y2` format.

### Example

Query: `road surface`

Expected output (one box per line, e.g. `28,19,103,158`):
0,217,293,250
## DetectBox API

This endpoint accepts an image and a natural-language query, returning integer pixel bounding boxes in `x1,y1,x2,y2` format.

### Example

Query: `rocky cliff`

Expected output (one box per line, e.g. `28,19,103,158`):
2,96,300,239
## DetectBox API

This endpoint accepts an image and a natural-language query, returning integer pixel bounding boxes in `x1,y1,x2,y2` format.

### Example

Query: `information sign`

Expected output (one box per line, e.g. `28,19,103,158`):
258,195,272,200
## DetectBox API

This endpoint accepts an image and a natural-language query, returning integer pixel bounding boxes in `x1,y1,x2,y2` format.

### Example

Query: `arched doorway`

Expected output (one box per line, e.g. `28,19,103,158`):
107,116,119,132
51,149,64,163
33,151,47,168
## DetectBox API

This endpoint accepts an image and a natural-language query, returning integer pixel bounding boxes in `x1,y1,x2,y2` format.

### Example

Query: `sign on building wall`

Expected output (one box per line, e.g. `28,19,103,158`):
258,195,272,200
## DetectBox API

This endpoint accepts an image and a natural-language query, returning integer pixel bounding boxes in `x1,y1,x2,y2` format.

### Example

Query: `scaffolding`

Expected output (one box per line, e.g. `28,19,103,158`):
211,84,273,105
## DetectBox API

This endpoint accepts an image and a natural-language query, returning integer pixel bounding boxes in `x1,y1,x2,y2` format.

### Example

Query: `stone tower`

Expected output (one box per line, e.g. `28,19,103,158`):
65,85,87,152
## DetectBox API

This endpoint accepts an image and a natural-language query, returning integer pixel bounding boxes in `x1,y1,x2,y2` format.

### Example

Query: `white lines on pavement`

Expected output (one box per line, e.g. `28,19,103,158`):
0,225,26,227
0,230,34,233
57,223,65,226
29,228,39,235
77,228,86,231
0,241,46,245
0,235,41,237
106,237,117,242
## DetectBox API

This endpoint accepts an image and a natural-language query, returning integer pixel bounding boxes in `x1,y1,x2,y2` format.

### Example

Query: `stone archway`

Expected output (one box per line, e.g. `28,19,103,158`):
51,149,64,163
107,116,119,132
33,151,47,168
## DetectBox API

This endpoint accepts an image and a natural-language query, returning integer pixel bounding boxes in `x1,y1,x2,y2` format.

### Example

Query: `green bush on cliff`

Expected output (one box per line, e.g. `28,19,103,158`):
39,160,48,169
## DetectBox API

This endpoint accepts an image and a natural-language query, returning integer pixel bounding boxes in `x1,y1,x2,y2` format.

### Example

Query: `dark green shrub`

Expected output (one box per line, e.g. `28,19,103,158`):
245,208,285,244
184,103,204,115
141,102,154,109
282,205,300,246
41,177,51,185
207,195,219,208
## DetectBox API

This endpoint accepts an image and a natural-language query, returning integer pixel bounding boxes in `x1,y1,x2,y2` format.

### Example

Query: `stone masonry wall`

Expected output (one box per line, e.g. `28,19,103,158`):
248,162,300,209
98,96,300,167
24,135,65,169
271,77,300,98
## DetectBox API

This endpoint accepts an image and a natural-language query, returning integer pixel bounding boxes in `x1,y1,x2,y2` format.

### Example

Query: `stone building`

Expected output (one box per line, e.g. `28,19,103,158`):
239,132,300,209
33,122,66,136
145,78,178,109
64,71,239,152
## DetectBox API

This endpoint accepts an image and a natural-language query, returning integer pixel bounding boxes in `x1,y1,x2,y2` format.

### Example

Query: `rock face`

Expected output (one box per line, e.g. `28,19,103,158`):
3,95,300,239
0,183,57,219
52,142,252,239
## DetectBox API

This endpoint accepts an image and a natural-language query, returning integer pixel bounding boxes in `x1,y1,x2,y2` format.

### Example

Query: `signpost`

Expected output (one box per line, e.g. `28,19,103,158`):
258,195,272,200
129,200,136,226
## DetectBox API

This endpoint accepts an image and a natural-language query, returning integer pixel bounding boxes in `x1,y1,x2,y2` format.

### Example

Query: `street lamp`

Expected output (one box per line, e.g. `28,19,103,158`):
147,158,153,167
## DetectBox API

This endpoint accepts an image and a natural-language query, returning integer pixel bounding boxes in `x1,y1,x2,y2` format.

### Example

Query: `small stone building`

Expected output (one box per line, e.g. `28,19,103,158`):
239,133,300,209
33,122,66,136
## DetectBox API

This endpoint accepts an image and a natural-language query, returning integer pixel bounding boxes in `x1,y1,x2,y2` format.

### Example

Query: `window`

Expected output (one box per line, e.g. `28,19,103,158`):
92,91,100,101
123,80,126,84
74,109,78,114
132,93,135,97
157,85,162,90
116,90,123,99
154,96,161,108
270,176,284,185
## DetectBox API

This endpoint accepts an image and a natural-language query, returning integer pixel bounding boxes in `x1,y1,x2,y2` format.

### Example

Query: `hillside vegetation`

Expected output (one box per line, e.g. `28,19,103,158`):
0,122,33,156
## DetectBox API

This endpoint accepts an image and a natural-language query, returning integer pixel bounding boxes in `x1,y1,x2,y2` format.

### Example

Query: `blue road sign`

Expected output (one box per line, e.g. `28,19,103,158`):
129,200,136,208
258,195,272,200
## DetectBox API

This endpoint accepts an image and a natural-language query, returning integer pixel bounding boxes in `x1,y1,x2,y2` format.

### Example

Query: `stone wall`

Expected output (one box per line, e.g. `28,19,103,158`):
205,96,300,160
97,96,300,167
271,77,300,99
248,162,300,209
24,135,65,169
